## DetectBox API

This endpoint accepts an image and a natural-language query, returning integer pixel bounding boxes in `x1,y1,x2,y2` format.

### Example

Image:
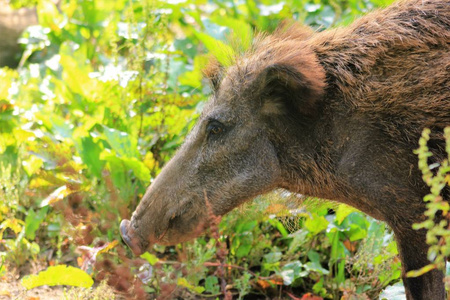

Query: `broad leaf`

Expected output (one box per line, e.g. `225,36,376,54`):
21,265,94,289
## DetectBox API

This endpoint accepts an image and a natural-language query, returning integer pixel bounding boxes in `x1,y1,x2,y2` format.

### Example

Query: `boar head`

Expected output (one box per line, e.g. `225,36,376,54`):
120,26,325,255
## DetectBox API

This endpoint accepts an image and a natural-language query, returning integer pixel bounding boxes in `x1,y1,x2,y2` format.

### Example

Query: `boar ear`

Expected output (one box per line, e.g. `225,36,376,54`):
259,63,325,116
203,58,224,92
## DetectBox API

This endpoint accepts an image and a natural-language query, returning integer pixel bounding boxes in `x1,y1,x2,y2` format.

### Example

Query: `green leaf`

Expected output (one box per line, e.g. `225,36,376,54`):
25,207,48,240
102,126,138,158
22,155,44,177
48,115,73,139
205,276,219,293
76,136,105,177
179,55,210,88
100,152,126,188
328,229,346,261
268,219,289,237
21,265,94,289
194,32,235,66
236,241,252,258
177,277,205,294
306,250,329,275
59,44,93,97
280,261,308,285
235,220,258,233
335,204,355,225
140,252,159,265
304,213,329,234
80,0,97,26
264,251,282,264
101,151,150,183
210,17,253,52
122,157,151,182
347,224,368,241
37,0,63,35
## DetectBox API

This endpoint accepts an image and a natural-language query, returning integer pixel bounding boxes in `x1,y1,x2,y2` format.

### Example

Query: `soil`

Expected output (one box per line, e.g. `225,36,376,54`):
0,280,64,300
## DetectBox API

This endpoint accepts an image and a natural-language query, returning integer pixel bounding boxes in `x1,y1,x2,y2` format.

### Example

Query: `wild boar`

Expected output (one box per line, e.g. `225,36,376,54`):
120,0,450,299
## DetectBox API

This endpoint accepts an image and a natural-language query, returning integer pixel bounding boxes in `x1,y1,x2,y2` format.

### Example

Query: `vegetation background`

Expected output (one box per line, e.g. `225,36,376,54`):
2,0,435,299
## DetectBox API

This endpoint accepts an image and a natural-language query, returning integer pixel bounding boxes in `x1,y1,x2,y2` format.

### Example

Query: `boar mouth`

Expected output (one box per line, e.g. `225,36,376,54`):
120,200,205,255
120,219,149,256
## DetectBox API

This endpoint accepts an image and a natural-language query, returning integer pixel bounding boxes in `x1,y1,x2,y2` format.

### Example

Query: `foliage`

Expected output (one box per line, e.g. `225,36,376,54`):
409,128,450,281
0,0,400,298
7,0,39,9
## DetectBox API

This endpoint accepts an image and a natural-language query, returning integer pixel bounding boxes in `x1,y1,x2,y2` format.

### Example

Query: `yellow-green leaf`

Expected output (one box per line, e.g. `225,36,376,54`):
194,32,234,66
177,277,205,294
335,204,356,225
140,252,159,265
21,265,94,289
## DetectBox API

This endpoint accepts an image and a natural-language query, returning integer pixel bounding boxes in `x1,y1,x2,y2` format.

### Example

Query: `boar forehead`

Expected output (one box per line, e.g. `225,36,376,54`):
212,65,261,107
201,91,256,125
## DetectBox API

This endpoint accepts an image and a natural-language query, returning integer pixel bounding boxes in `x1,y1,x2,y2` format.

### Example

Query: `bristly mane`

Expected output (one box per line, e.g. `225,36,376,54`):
205,0,449,128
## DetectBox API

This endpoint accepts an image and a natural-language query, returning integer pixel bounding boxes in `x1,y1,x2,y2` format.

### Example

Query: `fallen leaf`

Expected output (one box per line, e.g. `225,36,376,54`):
257,279,271,289
21,265,93,289
300,293,323,300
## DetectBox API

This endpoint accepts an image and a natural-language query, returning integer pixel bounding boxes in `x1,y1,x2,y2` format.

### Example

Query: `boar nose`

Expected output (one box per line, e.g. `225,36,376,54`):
120,219,143,256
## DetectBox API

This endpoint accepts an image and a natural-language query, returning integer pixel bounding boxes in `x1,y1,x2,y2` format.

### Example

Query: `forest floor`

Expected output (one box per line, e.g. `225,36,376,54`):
0,269,118,300
0,280,65,300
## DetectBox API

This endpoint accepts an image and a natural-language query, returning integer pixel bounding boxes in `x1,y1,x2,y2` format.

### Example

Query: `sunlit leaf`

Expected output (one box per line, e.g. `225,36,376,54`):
98,240,118,254
40,185,73,207
0,218,24,235
281,261,308,285
210,17,253,52
304,214,328,234
102,126,138,158
122,157,151,182
177,277,205,294
21,265,93,289
335,204,356,225
406,264,437,278
194,32,235,66
140,252,159,265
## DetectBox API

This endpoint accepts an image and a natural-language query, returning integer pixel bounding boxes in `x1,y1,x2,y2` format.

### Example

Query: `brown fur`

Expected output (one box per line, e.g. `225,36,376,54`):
121,1,450,299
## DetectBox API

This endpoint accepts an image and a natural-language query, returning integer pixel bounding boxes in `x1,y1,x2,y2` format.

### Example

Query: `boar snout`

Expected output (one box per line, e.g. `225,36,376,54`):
120,219,147,256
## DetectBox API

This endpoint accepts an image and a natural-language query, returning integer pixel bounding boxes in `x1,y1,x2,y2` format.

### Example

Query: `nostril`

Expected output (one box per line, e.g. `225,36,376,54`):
120,219,143,256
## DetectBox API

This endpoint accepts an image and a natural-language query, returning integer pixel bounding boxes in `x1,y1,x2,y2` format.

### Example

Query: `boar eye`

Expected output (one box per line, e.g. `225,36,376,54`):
206,121,224,136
